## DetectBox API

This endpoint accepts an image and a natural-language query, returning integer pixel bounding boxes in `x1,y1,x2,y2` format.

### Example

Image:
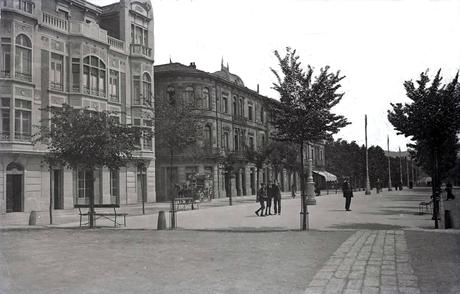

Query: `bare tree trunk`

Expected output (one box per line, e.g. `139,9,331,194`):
89,173,95,228
170,149,176,229
49,166,53,225
300,142,307,230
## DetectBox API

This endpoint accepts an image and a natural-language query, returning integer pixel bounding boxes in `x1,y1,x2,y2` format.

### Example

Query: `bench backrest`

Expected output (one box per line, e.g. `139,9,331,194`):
74,204,120,209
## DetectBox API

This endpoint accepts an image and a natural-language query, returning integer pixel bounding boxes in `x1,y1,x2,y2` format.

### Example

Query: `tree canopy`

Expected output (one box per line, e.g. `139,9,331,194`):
388,70,460,183
36,104,143,170
270,48,350,145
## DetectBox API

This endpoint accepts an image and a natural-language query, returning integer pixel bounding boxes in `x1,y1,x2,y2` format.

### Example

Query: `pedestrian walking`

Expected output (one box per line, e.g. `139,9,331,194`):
446,182,455,200
266,182,273,215
376,178,381,194
255,183,267,216
291,183,296,199
272,181,282,215
342,178,353,211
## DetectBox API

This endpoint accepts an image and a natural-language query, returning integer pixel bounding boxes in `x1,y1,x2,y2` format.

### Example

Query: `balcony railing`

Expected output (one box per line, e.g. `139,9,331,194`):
0,70,11,78
0,132,11,141
15,72,32,82
108,36,125,51
1,0,36,17
130,44,152,58
109,94,120,103
70,21,108,43
49,82,64,91
14,132,31,142
42,12,68,32
82,87,105,98
133,94,152,107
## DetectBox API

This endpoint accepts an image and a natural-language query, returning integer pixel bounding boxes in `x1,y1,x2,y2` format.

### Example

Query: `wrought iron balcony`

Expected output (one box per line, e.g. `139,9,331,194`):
0,70,11,78
14,132,31,142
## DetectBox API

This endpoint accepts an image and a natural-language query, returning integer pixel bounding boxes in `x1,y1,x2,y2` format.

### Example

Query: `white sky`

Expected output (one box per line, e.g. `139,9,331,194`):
92,0,460,152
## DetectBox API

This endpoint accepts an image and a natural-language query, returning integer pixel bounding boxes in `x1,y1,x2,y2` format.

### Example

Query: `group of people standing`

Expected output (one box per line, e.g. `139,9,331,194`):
255,182,282,216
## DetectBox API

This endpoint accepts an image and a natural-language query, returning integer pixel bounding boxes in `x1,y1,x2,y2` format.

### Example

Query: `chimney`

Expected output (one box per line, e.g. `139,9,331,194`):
189,62,196,69
257,84,259,93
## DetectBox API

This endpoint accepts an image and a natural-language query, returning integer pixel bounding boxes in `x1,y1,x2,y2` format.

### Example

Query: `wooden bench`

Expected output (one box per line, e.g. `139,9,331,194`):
174,197,199,211
75,204,128,227
418,200,433,214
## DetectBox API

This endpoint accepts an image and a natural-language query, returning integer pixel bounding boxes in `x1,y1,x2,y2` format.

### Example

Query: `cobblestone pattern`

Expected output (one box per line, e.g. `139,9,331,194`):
305,230,420,294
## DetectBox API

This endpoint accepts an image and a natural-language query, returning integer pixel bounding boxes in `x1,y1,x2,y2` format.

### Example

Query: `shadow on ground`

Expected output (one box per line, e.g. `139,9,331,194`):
328,223,406,230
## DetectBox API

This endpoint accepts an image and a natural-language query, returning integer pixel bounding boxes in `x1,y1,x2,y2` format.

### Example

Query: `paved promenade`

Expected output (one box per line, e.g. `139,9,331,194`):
50,188,436,231
305,230,420,294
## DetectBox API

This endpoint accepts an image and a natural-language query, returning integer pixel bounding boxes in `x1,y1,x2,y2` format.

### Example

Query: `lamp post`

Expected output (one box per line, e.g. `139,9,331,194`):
365,115,371,195
387,135,392,191
399,147,403,189
305,158,316,205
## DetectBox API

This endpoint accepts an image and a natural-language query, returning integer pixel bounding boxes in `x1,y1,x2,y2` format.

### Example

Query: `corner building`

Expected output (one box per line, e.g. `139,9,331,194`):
0,0,156,215
154,62,328,201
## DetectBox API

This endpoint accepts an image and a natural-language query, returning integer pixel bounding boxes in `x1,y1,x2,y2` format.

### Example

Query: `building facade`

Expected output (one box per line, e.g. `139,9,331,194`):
154,61,327,201
0,0,155,215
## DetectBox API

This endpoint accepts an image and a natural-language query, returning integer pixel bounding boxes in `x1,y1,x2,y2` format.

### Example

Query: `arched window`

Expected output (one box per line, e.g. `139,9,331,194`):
82,56,106,97
167,86,175,103
232,96,237,116
142,73,152,105
223,131,229,150
202,87,210,110
204,124,212,148
15,34,32,81
184,86,194,105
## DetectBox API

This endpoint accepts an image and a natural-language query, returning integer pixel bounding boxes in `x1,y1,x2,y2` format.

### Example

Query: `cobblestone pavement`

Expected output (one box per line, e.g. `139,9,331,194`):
305,230,420,294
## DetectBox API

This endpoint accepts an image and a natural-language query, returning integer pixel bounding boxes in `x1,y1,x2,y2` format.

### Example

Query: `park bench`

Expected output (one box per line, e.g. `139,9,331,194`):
174,197,199,211
418,200,433,215
75,204,128,227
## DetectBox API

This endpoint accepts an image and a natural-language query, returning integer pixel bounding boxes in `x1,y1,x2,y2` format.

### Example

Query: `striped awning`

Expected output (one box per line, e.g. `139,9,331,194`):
313,170,337,182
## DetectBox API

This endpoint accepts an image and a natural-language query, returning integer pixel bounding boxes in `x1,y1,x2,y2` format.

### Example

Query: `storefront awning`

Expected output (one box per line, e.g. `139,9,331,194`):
313,170,337,182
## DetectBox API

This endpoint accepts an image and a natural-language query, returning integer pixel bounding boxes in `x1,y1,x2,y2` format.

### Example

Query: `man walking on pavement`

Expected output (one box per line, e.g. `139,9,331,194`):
273,181,282,215
342,178,353,211
255,183,267,216
266,181,273,215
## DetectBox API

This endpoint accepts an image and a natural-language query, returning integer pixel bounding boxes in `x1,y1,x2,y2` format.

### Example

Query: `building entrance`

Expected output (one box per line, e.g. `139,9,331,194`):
6,162,24,213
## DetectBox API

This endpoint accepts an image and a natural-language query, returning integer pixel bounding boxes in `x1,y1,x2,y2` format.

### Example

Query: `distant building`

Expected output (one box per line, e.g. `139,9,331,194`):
154,61,327,201
0,0,155,215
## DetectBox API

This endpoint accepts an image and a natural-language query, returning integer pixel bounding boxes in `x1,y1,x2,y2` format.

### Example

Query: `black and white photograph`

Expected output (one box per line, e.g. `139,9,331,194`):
1,0,460,293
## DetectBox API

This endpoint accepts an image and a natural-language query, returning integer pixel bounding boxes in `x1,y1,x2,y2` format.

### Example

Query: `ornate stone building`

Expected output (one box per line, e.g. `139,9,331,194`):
0,0,155,216
154,61,328,201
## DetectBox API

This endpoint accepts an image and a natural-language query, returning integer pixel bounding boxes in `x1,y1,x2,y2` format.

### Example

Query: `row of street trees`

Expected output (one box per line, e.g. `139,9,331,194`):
388,70,460,228
325,139,418,190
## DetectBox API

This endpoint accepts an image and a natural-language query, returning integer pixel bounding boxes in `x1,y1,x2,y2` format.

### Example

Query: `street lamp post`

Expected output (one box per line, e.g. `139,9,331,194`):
399,147,403,189
305,158,316,205
387,135,392,191
365,115,371,195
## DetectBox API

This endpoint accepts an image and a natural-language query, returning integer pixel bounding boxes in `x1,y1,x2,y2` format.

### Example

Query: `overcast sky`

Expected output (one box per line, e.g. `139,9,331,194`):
93,0,460,152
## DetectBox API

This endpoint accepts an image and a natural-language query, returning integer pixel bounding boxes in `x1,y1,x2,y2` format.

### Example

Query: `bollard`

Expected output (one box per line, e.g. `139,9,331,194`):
28,211,37,226
157,211,166,230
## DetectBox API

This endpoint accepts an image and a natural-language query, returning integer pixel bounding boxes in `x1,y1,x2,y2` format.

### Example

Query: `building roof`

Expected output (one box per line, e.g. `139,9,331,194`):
212,62,245,87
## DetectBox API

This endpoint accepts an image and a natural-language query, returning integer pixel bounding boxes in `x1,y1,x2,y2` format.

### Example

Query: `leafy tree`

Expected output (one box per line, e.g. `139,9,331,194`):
36,104,144,227
245,144,272,191
270,48,350,230
388,70,460,192
154,94,202,228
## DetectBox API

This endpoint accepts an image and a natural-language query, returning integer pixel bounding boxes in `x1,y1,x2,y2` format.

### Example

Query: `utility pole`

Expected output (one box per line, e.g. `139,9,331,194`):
399,147,403,188
387,135,392,191
406,156,410,188
365,115,371,195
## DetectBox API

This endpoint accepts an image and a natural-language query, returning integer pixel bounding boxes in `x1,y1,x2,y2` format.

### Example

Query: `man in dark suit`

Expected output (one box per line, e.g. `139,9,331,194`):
342,178,353,211
272,181,282,215
255,183,267,216
265,181,273,215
